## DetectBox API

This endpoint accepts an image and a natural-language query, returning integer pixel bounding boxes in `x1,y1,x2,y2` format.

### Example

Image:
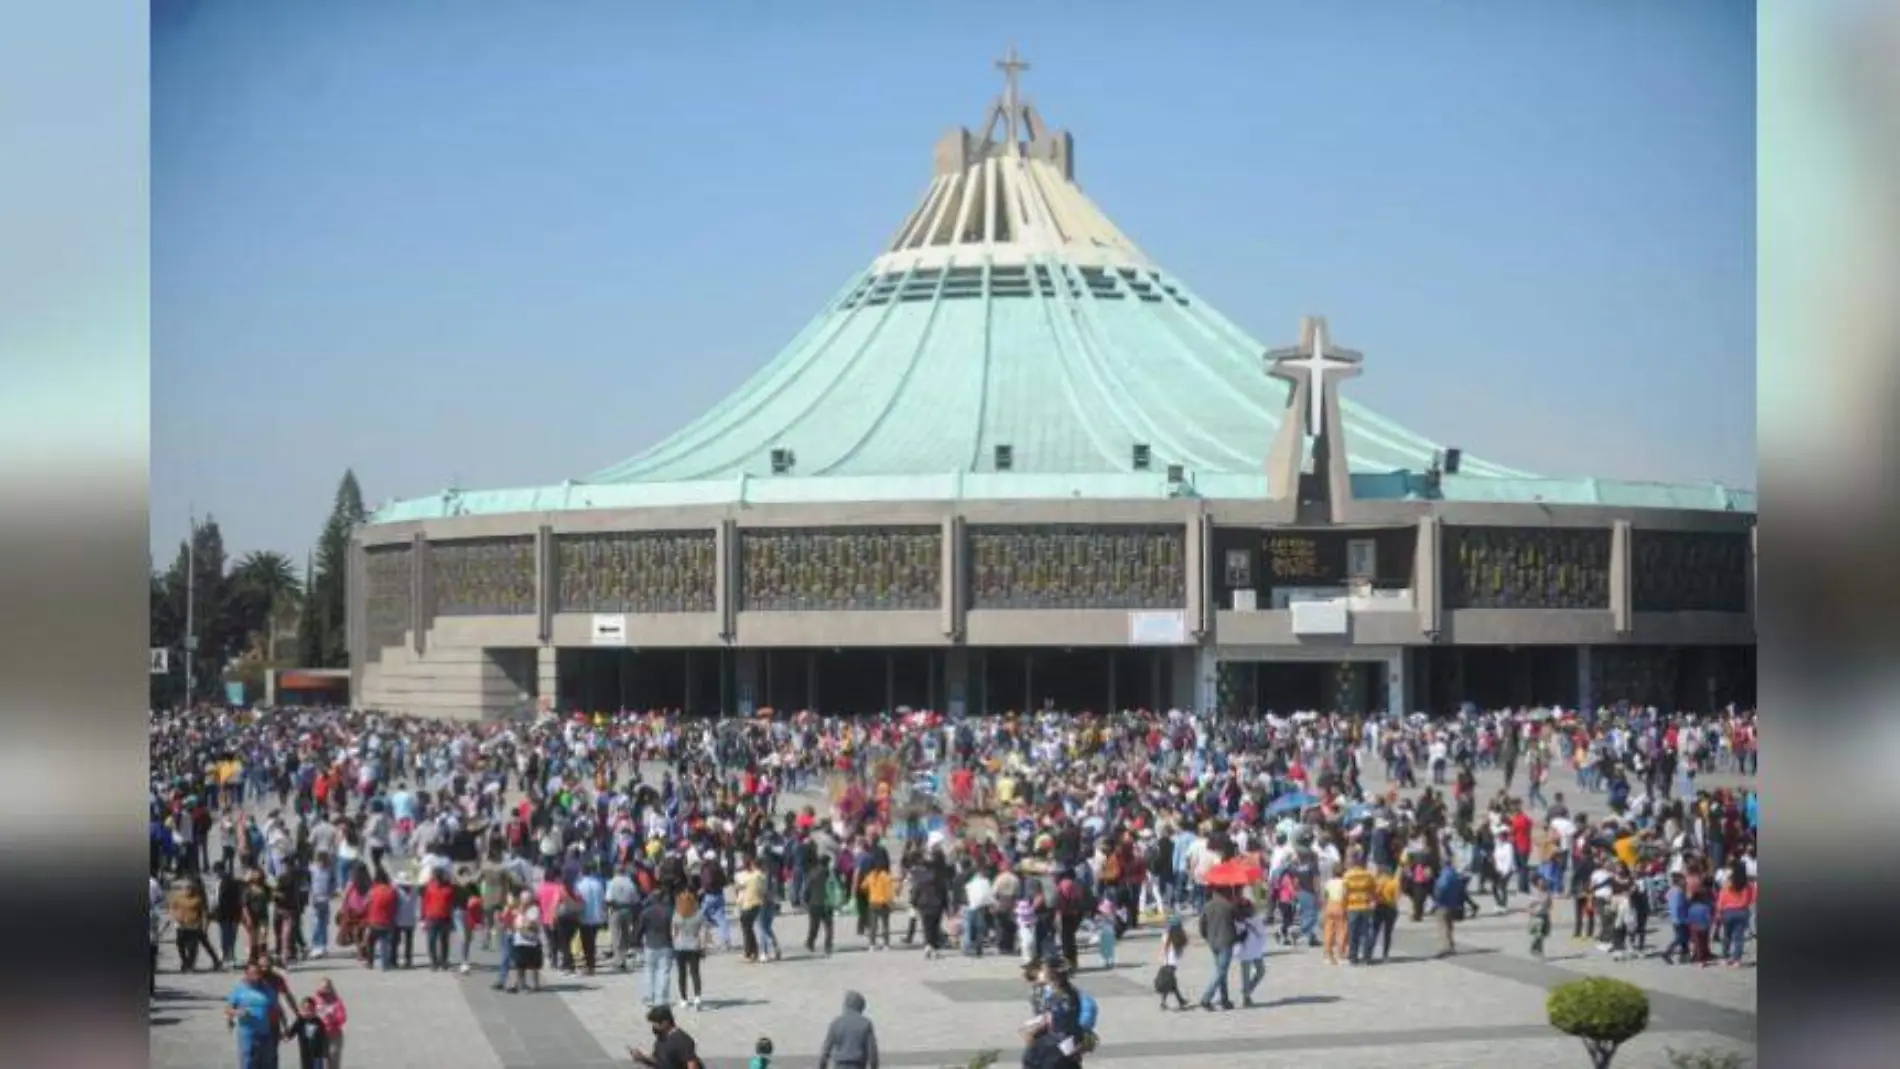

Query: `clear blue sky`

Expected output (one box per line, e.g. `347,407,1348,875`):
152,0,1755,564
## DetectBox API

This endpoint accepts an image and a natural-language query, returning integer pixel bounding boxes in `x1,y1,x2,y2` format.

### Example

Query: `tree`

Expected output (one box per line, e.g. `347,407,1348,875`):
156,516,231,704
299,470,367,667
228,550,302,661
1547,977,1650,1069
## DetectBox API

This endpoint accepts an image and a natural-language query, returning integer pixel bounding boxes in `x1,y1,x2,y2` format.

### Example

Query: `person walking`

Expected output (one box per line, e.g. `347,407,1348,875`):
635,888,676,1008
213,862,245,970
393,873,419,970
420,869,456,972
734,855,766,962
671,890,708,1011
576,862,607,976
363,871,398,971
1341,850,1376,965
1716,864,1756,967
1430,861,1468,957
801,847,836,957
1371,864,1401,963
816,990,881,1069
510,891,545,993
606,863,641,971
1235,901,1268,1008
312,978,347,1069
628,1004,702,1069
1196,886,1238,1011
224,960,284,1069
169,876,222,973
862,861,896,952
1154,917,1191,1011
307,854,335,959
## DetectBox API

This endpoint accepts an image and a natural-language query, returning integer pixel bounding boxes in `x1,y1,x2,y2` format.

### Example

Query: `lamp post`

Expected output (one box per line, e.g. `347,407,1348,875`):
185,509,197,704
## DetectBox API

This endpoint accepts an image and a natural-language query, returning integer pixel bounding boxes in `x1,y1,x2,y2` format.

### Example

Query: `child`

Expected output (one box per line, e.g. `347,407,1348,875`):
748,1035,774,1069
1154,917,1190,1011
1094,897,1118,969
1527,874,1552,959
1685,891,1714,967
1015,892,1037,966
291,997,329,1069
459,880,484,975
394,874,419,969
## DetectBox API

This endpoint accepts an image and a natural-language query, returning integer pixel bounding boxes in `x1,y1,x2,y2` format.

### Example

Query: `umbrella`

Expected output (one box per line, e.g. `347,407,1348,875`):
1265,792,1318,817
1204,858,1264,888
1344,802,1378,823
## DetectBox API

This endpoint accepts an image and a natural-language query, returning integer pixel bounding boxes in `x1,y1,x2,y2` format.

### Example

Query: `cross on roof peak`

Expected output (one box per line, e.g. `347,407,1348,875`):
995,44,1031,101
994,45,1031,145
1265,316,1364,440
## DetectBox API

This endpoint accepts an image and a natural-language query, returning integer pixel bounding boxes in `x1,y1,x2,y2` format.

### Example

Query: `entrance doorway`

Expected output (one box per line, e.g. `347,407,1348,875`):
1218,656,1393,717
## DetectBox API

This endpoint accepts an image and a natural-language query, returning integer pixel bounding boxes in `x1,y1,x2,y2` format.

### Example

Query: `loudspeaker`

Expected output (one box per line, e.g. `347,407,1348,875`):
1443,447,1462,474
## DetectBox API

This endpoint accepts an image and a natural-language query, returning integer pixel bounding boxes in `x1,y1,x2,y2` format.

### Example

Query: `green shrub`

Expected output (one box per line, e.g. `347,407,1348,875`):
1546,977,1651,1068
944,1051,1000,1069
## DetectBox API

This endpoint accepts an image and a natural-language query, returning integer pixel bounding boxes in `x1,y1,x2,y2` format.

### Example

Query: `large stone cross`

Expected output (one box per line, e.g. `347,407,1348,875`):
1265,316,1363,439
995,45,1031,143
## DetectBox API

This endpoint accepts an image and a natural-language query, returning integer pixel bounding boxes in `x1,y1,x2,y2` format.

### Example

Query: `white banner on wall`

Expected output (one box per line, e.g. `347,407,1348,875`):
590,614,628,646
1128,610,1188,646
1290,600,1349,636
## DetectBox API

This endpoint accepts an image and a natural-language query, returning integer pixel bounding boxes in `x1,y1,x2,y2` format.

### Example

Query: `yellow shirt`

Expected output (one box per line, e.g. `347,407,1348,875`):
1375,874,1402,908
862,869,895,908
734,869,766,911
997,777,1017,804
1342,867,1377,912
1613,835,1638,871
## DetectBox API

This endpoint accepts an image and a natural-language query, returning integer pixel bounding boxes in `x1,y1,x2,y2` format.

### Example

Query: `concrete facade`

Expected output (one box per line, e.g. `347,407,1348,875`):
351,491,1754,719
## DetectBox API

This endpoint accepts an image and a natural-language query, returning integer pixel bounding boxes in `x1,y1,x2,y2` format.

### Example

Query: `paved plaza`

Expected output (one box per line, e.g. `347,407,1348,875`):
152,761,1758,1069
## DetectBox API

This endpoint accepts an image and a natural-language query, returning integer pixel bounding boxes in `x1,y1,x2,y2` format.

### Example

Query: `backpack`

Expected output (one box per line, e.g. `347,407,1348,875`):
1433,869,1468,911
824,872,846,911
1076,991,1100,1031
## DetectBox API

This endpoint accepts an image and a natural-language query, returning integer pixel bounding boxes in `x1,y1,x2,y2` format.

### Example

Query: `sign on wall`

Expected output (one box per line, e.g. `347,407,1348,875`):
149,648,170,674
1128,610,1188,646
590,614,628,646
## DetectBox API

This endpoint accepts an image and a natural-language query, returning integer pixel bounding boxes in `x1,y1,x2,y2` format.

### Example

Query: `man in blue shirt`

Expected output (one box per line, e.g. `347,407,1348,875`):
576,862,608,975
225,961,282,1069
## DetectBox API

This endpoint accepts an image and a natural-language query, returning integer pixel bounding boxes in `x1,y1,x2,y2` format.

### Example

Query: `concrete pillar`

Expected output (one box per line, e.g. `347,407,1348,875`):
1106,651,1118,714
808,650,819,713
735,649,761,715
535,525,553,644
410,533,428,655
1193,646,1219,714
717,520,738,639
941,516,963,639
945,647,969,716
1185,513,1207,637
1386,650,1406,718
1610,520,1632,636
1576,646,1595,715
347,539,367,700
537,646,557,712
1414,516,1441,638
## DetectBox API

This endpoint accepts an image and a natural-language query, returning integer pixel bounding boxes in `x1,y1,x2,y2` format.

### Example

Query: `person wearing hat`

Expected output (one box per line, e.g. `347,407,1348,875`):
628,1004,701,1069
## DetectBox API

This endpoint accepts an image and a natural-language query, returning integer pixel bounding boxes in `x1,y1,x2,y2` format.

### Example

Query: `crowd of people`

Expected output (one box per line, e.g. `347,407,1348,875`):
149,700,1758,1069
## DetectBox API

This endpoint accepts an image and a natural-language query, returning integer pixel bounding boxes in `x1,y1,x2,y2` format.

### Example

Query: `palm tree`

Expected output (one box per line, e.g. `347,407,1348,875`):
228,551,302,661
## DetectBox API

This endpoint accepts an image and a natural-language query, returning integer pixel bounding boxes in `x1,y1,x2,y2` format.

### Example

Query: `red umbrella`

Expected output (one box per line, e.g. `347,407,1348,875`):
1204,859,1264,888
